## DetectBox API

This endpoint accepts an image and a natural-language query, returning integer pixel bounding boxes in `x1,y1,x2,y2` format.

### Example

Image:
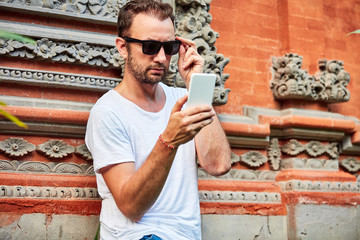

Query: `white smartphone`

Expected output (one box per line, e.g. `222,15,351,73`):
186,73,216,109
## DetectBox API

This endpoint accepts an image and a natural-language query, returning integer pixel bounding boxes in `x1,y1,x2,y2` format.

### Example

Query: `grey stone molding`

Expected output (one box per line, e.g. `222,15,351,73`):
243,106,357,141
281,139,338,158
198,168,277,181
0,20,116,46
279,180,360,193
226,135,270,149
0,138,36,158
1,0,230,105
341,136,360,155
340,157,360,173
0,120,87,138
271,53,350,103
0,185,100,199
268,138,281,171
280,158,339,171
0,66,121,91
199,190,281,204
0,160,94,175
0,95,94,112
231,151,268,168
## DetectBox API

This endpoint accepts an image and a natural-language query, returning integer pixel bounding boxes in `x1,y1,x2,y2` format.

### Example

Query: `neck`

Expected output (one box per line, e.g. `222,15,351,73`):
114,73,166,112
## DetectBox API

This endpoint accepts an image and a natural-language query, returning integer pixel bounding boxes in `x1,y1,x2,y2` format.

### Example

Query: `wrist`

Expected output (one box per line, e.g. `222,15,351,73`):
159,134,177,150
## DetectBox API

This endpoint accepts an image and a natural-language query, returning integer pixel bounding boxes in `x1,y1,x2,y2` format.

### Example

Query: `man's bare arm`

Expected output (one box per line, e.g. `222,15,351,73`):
195,111,232,176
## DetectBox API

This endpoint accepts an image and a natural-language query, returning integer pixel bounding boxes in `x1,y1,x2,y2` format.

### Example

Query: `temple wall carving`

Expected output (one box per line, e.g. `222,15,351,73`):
1,0,360,239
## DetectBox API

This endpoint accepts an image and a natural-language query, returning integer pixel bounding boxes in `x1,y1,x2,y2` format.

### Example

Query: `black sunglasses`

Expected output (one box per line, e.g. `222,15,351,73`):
124,37,182,56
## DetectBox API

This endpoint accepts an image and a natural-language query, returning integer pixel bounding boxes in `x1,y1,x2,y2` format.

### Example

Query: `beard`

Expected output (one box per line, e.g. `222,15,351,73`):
126,47,168,85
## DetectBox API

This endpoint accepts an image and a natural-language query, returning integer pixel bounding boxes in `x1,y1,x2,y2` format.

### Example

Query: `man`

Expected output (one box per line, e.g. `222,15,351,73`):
85,0,231,239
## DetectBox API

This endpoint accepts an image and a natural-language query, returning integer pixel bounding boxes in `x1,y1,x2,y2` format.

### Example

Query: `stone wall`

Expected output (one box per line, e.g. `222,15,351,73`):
1,0,360,239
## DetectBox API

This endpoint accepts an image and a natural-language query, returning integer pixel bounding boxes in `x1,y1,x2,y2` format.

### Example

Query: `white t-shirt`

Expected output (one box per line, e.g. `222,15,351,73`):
85,83,201,240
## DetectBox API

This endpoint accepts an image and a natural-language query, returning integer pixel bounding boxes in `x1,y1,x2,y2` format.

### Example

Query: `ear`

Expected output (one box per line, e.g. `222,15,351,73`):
115,37,128,59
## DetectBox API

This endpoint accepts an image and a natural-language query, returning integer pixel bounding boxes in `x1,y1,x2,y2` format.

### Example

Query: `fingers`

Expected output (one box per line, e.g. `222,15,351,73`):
171,94,188,114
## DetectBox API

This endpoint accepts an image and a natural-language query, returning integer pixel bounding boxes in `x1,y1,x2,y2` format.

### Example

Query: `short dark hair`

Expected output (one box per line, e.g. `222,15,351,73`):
117,0,175,38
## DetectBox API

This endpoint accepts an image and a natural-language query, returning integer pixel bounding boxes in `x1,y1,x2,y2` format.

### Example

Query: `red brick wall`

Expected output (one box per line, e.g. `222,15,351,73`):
210,0,360,118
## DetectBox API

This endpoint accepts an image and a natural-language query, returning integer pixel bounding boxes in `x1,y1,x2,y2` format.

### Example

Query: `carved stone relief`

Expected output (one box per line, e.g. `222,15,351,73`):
0,0,230,105
75,144,93,161
340,157,360,173
281,139,338,159
240,151,268,168
0,138,92,161
0,160,94,175
198,168,277,181
280,158,339,171
267,138,281,171
0,66,121,91
0,138,35,158
37,140,75,159
280,180,360,193
271,53,350,103
231,151,268,168
0,38,122,69
0,185,100,199
199,190,281,203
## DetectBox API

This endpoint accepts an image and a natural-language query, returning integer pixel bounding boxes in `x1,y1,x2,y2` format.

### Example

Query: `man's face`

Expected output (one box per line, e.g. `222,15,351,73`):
125,13,175,85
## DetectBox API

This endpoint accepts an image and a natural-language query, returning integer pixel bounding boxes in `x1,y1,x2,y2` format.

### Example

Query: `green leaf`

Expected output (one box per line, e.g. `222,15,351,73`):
0,101,6,106
0,108,28,129
346,29,360,36
0,30,36,45
94,223,100,240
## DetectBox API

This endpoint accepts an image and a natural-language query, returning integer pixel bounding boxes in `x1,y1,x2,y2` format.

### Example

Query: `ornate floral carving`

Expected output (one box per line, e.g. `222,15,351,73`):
271,53,350,103
0,39,15,54
0,38,116,68
326,142,339,159
340,157,360,173
305,141,326,157
53,163,84,174
230,152,240,164
240,151,267,168
281,139,305,156
18,162,52,173
37,140,75,159
75,144,93,161
1,1,231,104
0,138,36,158
0,160,17,171
171,0,230,105
34,39,57,59
267,138,281,170
0,160,94,175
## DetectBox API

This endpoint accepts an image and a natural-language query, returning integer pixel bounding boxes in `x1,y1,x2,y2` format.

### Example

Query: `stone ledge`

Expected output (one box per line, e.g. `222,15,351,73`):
0,198,101,215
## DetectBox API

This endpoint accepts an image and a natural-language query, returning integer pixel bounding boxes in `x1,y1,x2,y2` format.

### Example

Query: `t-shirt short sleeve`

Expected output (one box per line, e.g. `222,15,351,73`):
85,105,134,173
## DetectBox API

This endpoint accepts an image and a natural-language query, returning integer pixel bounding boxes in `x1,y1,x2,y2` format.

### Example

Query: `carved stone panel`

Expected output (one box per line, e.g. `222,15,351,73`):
37,140,75,159
271,53,350,103
0,0,230,105
0,138,35,158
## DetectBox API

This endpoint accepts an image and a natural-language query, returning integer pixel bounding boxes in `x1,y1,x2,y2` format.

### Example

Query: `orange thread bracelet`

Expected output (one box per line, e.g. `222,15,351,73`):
159,134,176,150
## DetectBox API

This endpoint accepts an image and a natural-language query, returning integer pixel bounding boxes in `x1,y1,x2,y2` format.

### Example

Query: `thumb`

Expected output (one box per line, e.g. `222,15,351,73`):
171,94,188,114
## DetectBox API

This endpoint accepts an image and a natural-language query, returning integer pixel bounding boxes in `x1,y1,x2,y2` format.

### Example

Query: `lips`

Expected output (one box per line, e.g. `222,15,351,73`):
149,68,165,75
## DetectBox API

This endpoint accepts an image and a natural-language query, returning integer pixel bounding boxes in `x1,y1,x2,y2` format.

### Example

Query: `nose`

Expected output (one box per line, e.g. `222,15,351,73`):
153,46,167,63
